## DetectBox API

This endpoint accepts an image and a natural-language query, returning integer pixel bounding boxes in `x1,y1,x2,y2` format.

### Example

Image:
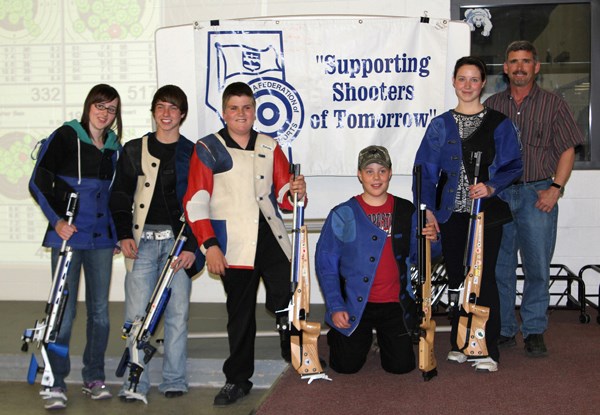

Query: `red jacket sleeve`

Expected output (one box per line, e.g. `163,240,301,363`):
183,145,216,249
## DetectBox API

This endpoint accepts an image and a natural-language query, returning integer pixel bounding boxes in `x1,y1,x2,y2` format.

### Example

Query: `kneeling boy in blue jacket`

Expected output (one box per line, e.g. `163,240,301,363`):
315,145,437,374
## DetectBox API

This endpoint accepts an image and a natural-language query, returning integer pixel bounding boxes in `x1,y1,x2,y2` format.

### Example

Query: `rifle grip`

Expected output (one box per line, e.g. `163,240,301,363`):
27,354,39,385
291,320,325,376
419,320,437,373
457,310,489,357
115,347,130,378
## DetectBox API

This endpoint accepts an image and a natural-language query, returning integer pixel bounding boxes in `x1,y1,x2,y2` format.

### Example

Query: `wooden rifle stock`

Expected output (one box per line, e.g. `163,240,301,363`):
414,165,437,381
285,163,330,383
456,212,489,357
290,225,328,381
456,152,490,358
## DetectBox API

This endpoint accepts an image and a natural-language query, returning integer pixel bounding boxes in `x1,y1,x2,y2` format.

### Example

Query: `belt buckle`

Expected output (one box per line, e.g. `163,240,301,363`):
154,230,172,240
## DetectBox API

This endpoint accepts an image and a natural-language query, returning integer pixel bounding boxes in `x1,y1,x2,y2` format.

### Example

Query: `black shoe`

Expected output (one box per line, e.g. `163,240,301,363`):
213,383,249,406
498,335,516,348
164,391,184,398
524,334,547,357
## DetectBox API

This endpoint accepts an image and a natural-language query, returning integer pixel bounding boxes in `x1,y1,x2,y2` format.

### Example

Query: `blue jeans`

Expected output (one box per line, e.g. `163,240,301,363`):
120,235,191,395
496,180,558,338
48,247,113,389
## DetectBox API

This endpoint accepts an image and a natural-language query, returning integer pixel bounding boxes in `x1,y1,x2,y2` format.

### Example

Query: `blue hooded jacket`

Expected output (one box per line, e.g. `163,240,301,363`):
29,120,122,249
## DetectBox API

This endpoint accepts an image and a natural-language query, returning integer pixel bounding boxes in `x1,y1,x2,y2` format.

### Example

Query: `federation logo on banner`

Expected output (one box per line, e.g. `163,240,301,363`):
206,30,305,146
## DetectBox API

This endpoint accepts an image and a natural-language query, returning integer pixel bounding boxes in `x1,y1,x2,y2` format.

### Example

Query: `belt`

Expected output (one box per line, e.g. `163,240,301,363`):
514,177,551,185
141,229,174,240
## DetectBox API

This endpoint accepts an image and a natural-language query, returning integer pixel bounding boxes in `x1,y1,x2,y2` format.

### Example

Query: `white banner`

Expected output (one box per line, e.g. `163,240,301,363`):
193,17,451,175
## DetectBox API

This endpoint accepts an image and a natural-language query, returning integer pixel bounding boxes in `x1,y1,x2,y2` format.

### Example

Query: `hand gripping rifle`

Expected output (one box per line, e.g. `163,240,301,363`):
115,215,188,403
277,163,331,384
414,165,438,381
21,192,78,390
456,151,490,358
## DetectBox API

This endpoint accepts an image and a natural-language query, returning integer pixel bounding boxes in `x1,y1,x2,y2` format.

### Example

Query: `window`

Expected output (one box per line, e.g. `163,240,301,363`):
451,0,598,168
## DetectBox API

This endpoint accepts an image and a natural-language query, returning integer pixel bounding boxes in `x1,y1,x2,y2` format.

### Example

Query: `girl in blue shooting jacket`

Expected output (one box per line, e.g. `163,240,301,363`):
413,56,522,372
29,84,123,410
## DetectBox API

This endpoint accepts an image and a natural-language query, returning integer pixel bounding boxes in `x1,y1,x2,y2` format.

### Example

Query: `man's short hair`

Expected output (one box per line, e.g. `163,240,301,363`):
151,84,188,122
222,82,256,111
505,40,538,62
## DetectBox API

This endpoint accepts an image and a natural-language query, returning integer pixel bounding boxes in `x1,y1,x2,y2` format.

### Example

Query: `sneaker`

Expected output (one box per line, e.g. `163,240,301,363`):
470,357,498,372
41,387,67,410
213,383,249,406
524,333,548,357
164,391,184,398
447,351,468,363
498,335,516,348
82,380,112,400
118,389,147,404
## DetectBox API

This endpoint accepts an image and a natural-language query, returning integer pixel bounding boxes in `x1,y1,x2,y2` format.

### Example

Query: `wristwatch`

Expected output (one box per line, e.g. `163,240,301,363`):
550,182,562,190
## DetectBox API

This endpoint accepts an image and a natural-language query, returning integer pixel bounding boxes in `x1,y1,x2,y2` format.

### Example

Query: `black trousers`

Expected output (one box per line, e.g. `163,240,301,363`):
440,212,502,361
220,224,290,387
327,302,415,374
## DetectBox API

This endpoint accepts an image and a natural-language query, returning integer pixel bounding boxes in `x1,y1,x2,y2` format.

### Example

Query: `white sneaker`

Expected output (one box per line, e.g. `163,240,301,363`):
119,389,148,404
447,351,468,363
41,387,67,410
82,380,112,400
470,357,498,372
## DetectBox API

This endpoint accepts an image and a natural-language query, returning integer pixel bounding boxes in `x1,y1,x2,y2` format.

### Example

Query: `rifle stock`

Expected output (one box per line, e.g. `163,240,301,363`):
418,208,437,379
456,211,489,357
456,151,490,358
414,165,438,381
279,162,331,384
21,192,78,389
290,226,329,382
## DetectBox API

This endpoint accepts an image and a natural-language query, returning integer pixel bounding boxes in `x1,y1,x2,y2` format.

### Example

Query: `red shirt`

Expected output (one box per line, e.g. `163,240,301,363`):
356,194,400,303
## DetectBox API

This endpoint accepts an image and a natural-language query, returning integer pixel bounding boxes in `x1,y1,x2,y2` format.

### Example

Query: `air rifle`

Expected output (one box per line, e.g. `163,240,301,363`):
21,192,78,392
456,151,490,358
414,165,438,381
277,163,331,384
115,216,188,403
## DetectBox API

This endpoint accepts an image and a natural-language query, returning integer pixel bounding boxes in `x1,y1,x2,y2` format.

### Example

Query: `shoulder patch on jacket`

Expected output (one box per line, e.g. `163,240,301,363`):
196,135,233,174
331,205,356,243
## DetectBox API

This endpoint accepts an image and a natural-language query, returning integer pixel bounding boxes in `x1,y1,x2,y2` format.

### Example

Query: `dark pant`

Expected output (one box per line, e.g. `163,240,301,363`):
220,226,290,387
327,302,415,374
440,212,502,362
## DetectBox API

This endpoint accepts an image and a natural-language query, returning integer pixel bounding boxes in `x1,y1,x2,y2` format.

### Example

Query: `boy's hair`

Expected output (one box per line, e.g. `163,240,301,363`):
151,84,188,122
222,82,256,111
505,40,538,62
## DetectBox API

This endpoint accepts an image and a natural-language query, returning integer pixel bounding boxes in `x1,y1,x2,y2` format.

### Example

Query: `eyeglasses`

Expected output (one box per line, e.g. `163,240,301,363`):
94,103,117,114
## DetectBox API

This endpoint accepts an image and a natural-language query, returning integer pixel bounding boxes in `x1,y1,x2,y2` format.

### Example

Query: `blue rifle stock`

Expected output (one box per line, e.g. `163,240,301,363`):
21,192,78,389
115,216,187,403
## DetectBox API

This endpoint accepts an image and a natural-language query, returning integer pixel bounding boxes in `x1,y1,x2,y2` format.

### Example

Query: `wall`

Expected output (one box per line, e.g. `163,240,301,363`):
1,0,598,304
